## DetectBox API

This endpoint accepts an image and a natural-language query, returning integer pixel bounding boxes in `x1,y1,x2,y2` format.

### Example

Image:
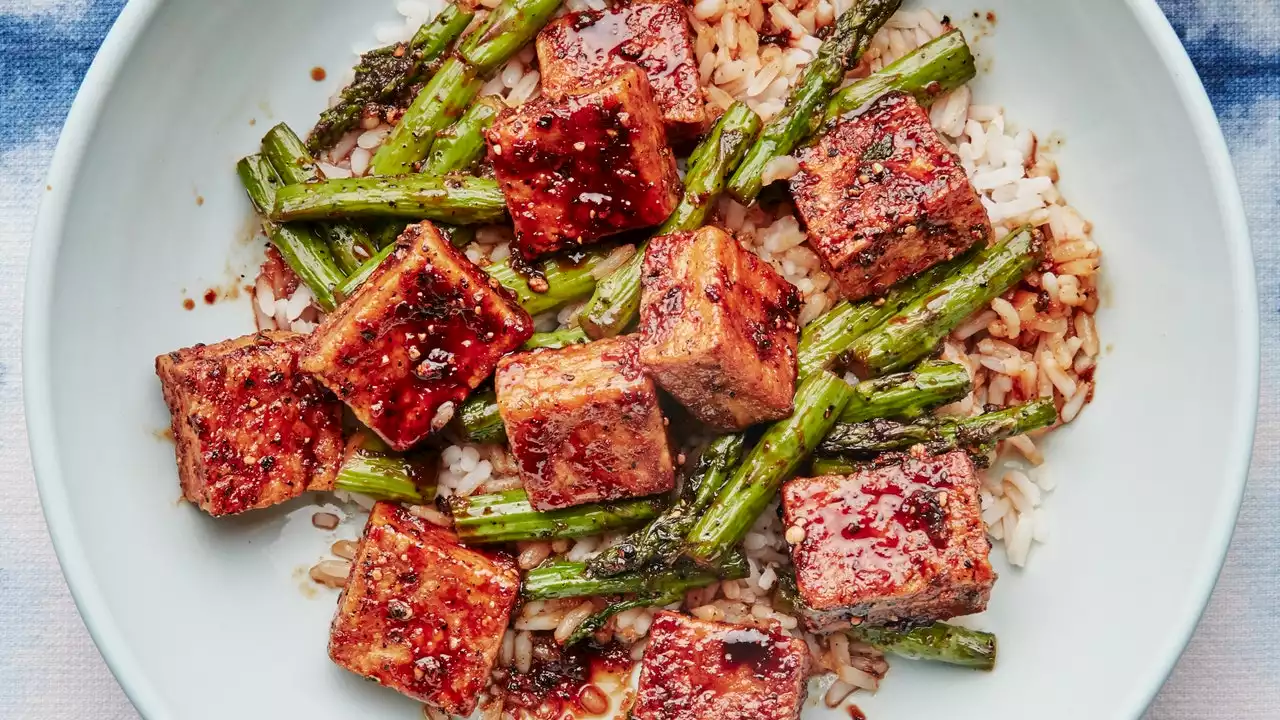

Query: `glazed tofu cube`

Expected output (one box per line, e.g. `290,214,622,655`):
155,331,343,517
638,226,800,430
633,612,810,720
781,450,995,632
494,336,674,510
329,502,519,715
537,0,706,139
791,91,992,301
485,65,681,261
300,222,532,450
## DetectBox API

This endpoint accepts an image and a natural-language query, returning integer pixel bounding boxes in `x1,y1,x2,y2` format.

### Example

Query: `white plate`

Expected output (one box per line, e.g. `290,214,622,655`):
25,0,1257,718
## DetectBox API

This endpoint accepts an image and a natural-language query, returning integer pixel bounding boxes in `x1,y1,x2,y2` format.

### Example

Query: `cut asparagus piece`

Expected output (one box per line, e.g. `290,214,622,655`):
683,371,855,566
808,456,861,476
524,326,588,350
577,102,761,338
458,0,564,74
424,96,506,175
335,243,396,300
816,399,1058,458
726,0,902,204
587,435,745,577
850,225,1041,375
333,444,436,504
261,123,378,273
307,4,475,153
270,173,507,225
236,155,345,312
369,57,484,175
522,551,748,600
849,623,997,671
448,489,662,544
823,29,976,124
456,389,505,444
796,251,972,378
484,245,617,316
840,360,971,423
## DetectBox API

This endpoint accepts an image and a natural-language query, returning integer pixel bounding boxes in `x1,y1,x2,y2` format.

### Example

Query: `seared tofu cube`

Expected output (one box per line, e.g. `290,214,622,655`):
495,336,674,510
633,612,810,720
485,65,681,261
781,450,995,632
638,226,800,430
329,501,519,715
791,91,992,301
538,0,706,139
300,222,532,450
155,331,343,517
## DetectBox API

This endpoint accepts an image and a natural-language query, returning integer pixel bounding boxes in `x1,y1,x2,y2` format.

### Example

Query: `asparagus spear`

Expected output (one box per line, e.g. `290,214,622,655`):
485,245,618,315
448,489,662,543
796,251,973,378
816,398,1058,458
684,371,855,566
457,390,505,444
841,360,971,423
334,442,436,503
524,326,588,350
849,623,997,671
270,173,506,224
850,225,1041,375
336,243,396,300
457,0,564,74
523,551,748,600
308,4,475,153
823,29,976,124
809,456,861,475
578,102,761,339
369,57,485,175
261,123,379,273
727,0,902,204
587,435,745,577
423,96,505,175
236,155,345,312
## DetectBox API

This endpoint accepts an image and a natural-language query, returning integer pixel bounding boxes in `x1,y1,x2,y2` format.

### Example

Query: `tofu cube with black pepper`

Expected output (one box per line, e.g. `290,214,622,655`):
537,0,706,139
632,612,810,720
638,226,800,430
494,336,674,510
781,450,996,633
300,222,532,451
791,91,992,301
329,501,519,715
154,331,343,517
485,64,682,261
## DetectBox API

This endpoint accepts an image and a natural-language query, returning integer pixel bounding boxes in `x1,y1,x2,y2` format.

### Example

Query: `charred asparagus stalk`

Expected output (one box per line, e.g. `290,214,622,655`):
840,360,971,423
816,398,1058,458
457,0,564,74
335,243,396,300
524,326,588,349
849,623,997,671
333,438,436,503
307,5,475,153
578,102,761,338
484,245,620,316
261,123,379,273
423,96,505,175
684,371,855,566
448,489,662,543
823,28,976,124
369,57,485,175
456,389,505,444
236,155,345,312
850,225,1041,375
727,0,902,204
270,174,507,224
587,435,745,577
522,551,748,600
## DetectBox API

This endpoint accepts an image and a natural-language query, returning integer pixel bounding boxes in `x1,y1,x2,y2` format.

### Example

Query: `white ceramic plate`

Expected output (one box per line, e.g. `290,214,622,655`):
25,0,1257,718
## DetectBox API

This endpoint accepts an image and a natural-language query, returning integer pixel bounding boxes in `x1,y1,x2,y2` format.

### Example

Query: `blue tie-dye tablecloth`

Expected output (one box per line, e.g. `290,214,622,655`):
0,1,1275,717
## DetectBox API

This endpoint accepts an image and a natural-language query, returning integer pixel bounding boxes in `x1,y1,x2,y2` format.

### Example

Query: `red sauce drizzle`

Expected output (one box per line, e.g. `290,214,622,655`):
499,636,632,719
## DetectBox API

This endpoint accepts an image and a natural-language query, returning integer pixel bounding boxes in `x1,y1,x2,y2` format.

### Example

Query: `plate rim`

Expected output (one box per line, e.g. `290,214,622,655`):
22,1,1260,718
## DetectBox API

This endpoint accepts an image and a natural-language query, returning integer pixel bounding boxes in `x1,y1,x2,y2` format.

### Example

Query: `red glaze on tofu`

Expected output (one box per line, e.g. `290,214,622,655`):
300,222,532,450
485,65,682,261
792,92,992,301
537,0,706,139
329,502,520,715
494,336,674,510
782,451,995,632
154,331,343,516
639,227,801,430
633,612,810,720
